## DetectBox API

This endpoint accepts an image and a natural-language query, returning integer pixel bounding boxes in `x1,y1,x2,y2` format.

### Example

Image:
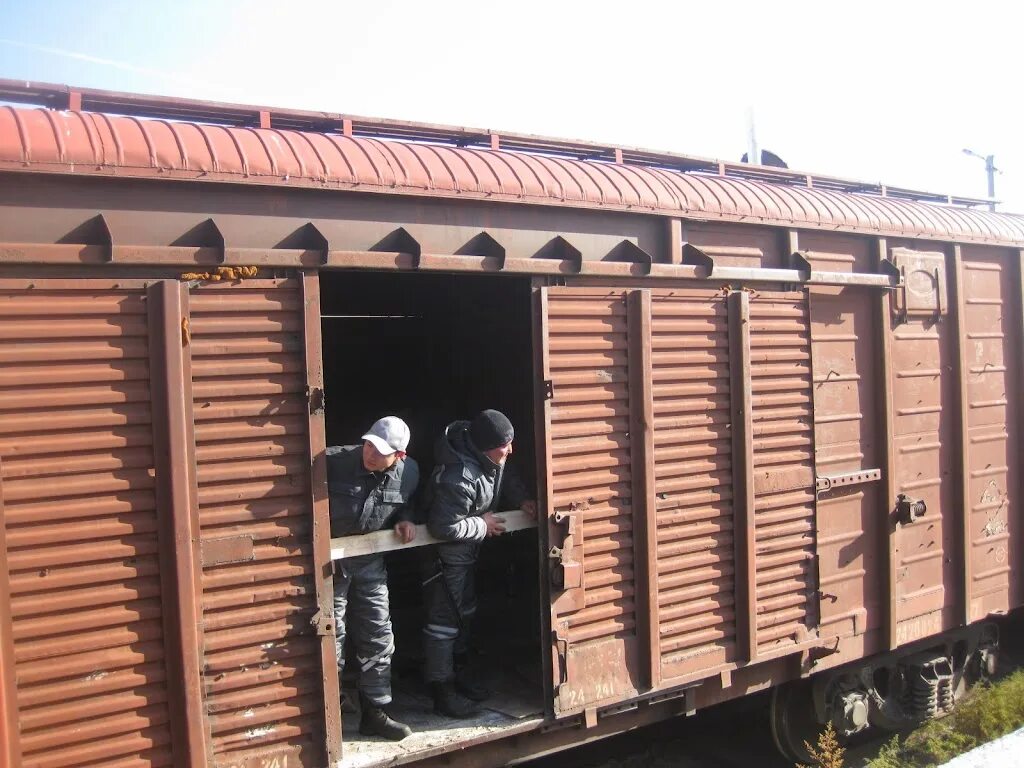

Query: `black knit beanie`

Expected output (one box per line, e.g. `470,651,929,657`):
469,409,515,451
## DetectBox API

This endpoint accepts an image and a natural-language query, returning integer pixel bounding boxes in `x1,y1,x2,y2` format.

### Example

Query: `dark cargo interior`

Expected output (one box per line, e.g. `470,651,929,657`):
318,271,545,762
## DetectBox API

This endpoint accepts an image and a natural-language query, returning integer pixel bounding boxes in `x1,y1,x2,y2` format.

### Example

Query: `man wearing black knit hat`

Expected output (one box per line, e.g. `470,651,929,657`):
420,409,536,718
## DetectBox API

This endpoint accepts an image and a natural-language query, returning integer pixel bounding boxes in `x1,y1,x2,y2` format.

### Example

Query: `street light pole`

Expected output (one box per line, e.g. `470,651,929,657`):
963,148,998,212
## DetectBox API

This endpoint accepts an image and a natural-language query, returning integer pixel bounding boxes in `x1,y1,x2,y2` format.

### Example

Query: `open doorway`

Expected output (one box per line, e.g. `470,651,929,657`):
319,271,544,765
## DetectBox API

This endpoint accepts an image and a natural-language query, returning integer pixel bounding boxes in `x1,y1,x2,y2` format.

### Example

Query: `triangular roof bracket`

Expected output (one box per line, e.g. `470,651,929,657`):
606,240,653,275
279,221,330,264
371,227,421,268
681,242,714,274
456,231,506,269
878,257,903,286
536,236,582,273
790,250,813,280
59,213,113,262
172,218,226,263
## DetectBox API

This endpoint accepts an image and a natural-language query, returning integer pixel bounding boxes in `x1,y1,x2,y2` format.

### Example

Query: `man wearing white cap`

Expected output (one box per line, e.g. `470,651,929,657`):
328,416,419,741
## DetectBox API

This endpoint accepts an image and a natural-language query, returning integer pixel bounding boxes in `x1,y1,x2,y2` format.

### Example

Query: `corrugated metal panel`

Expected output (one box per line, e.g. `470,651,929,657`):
748,292,818,653
960,250,1020,620
4,106,1024,247
543,287,641,716
0,283,175,768
649,289,737,676
890,272,957,636
188,279,326,766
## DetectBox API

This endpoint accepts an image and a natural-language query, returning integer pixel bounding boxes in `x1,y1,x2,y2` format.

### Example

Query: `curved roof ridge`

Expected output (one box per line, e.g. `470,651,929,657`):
2,106,1023,246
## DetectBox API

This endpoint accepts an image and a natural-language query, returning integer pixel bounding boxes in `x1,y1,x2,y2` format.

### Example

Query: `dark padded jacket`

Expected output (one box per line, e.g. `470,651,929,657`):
326,444,419,538
423,421,528,549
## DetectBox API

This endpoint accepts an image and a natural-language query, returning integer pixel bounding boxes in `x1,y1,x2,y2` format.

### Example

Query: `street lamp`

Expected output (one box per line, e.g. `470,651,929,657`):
962,148,998,212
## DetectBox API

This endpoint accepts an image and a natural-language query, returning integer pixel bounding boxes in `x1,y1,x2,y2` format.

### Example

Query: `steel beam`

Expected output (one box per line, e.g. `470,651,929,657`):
627,289,659,689
147,280,209,767
875,239,900,650
299,272,343,763
949,246,972,625
728,289,757,661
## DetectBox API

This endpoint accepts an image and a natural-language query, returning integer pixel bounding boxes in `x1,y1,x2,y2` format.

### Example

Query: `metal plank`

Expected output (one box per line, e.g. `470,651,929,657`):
627,289,659,689
728,290,756,661
875,239,900,650
950,246,972,626
147,280,209,767
299,271,342,765
0,461,21,768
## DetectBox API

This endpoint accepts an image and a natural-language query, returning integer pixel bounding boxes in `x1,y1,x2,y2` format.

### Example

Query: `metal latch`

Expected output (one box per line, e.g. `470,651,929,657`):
816,468,882,494
895,494,927,525
553,623,570,691
310,609,335,637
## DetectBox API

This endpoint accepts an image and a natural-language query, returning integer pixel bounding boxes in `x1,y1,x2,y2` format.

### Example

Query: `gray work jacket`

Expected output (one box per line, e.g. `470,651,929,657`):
326,444,419,538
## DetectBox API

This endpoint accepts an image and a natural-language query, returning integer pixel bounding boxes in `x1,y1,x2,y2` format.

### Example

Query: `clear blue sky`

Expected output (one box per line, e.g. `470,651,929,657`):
2,1,1023,212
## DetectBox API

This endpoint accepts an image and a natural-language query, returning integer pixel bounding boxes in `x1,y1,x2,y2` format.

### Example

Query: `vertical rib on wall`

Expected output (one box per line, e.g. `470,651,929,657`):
0,283,175,767
188,280,324,766
749,292,817,652
649,289,737,674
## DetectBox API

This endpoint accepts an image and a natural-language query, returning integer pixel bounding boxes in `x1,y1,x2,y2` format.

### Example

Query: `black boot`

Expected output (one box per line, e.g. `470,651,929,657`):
455,674,491,702
431,681,481,719
359,695,412,741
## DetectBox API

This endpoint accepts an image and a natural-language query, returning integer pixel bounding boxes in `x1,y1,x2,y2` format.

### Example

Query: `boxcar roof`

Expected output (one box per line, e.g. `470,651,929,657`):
2,104,1024,247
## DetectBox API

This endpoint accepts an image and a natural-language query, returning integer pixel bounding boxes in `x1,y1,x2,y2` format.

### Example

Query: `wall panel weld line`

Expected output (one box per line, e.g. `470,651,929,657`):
0,461,21,768
148,280,210,767
627,289,659,688
950,246,972,626
301,271,343,764
876,238,900,650
728,290,757,662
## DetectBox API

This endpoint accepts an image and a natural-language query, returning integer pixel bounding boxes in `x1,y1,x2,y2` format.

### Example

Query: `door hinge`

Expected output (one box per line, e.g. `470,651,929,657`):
815,468,881,494
553,624,570,692
543,379,554,400
306,386,325,415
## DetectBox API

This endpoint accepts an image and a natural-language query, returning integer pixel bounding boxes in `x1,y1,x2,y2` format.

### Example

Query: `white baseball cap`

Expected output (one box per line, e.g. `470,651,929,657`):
361,416,411,455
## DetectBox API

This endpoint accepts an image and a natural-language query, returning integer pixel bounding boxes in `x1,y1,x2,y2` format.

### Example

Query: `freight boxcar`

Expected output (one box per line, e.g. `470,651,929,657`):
0,79,1021,768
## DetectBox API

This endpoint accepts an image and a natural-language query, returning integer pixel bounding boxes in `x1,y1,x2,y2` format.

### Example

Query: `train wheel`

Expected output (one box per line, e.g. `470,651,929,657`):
769,680,820,764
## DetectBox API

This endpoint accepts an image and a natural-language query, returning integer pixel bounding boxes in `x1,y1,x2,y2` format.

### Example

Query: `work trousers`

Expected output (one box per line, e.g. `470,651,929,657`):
422,543,479,683
333,553,395,706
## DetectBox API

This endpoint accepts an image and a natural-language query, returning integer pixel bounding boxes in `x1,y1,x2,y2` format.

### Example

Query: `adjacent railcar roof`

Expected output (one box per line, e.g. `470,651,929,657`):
2,104,1023,247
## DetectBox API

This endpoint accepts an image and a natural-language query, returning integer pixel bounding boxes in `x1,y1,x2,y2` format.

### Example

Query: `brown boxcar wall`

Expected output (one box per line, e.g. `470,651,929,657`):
804,233,885,650
0,277,337,768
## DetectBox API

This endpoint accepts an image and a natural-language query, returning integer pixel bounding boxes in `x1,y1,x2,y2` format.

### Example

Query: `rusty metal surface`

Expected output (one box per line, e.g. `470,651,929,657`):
958,247,1019,621
888,244,958,645
748,292,818,654
0,458,20,768
804,233,884,646
542,287,642,716
149,280,210,767
0,279,176,767
188,279,327,766
648,288,736,679
2,105,1024,248
0,78,998,208
298,271,342,764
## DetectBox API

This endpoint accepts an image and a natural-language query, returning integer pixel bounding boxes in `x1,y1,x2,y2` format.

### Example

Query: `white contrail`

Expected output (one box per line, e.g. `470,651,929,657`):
0,38,226,94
